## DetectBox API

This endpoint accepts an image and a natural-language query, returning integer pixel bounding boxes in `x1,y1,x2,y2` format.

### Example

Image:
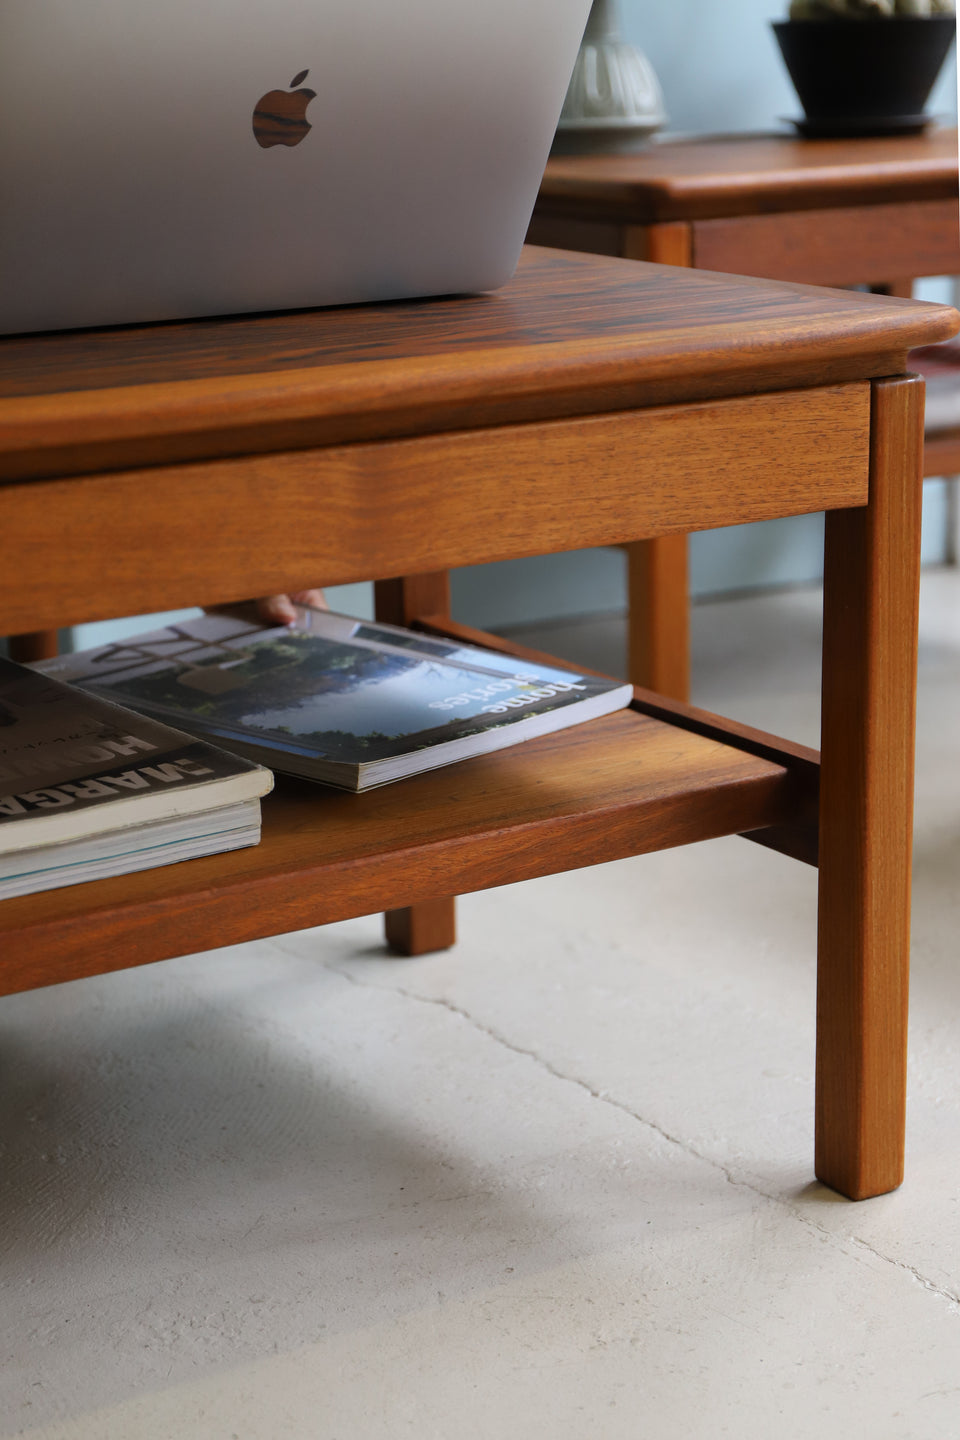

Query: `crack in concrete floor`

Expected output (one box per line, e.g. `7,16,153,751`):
318,957,960,1315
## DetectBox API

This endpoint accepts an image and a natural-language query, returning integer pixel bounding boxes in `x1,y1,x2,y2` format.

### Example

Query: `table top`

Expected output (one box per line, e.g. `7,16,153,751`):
538,128,960,223
1,248,955,483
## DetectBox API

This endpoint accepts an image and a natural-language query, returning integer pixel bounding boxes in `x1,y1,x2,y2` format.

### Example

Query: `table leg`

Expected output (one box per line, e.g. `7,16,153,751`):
383,899,457,957
374,570,457,957
625,535,690,700
624,221,692,269
815,374,924,1200
7,630,59,663
621,221,693,703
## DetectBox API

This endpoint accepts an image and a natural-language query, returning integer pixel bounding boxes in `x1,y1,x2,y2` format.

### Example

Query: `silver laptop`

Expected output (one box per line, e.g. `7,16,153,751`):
0,0,592,334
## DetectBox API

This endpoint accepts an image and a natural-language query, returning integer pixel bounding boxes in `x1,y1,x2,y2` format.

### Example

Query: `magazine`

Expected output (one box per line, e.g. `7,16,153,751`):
0,657,272,898
37,608,633,791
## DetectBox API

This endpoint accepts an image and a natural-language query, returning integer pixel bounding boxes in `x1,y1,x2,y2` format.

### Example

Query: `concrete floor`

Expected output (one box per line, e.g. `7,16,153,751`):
3,571,959,1440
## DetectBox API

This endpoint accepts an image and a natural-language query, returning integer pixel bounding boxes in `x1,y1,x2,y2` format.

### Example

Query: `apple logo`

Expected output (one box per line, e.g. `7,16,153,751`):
252,70,316,148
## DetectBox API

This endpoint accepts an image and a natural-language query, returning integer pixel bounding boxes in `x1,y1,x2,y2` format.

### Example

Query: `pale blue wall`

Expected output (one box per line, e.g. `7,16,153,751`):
619,0,957,134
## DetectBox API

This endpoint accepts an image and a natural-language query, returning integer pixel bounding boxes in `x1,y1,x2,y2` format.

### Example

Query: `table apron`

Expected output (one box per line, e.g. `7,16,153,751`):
692,200,960,288
1,382,871,633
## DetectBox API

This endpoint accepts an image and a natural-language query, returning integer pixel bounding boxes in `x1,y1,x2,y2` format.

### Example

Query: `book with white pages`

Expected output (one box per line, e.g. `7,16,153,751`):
0,658,273,899
37,608,634,792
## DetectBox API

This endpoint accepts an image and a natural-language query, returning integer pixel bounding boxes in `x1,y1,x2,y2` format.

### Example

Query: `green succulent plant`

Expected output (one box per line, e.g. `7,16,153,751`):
789,0,954,16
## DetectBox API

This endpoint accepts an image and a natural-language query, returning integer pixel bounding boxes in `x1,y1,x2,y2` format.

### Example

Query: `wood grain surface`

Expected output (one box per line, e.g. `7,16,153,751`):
383,900,458,957
1,249,955,484
0,385,871,634
413,615,820,866
0,707,801,997
6,630,58,663
621,214,693,700
921,427,960,477
816,374,925,1200
374,571,457,957
625,535,690,699
414,613,820,764
537,129,959,223
524,214,625,257
693,200,960,288
0,245,940,1202
632,221,693,267
532,138,958,758
373,571,452,630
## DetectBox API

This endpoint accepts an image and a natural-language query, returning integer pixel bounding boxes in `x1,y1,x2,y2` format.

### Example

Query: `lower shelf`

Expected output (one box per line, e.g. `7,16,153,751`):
0,704,803,996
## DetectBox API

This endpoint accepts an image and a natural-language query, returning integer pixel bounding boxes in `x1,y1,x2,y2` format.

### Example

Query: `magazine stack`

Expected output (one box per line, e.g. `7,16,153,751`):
0,658,273,899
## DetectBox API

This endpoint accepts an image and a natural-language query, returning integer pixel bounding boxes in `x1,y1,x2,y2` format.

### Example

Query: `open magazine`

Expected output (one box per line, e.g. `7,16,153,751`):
37,609,633,792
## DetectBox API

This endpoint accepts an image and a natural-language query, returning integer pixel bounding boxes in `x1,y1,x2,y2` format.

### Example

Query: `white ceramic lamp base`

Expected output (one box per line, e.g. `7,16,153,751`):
552,0,667,155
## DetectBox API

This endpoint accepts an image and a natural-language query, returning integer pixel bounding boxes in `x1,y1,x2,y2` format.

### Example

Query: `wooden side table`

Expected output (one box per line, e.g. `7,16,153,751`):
530,128,960,698
0,248,954,1200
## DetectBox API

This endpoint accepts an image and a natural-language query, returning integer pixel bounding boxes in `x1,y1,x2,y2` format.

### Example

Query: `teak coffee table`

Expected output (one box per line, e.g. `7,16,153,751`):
0,248,955,1200
531,128,960,699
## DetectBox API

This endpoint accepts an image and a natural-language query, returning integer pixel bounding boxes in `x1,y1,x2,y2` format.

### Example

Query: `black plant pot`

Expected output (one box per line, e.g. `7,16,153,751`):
773,16,956,136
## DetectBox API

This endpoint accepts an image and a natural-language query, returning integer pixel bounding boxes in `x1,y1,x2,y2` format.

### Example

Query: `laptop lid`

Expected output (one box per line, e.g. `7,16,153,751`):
0,0,592,334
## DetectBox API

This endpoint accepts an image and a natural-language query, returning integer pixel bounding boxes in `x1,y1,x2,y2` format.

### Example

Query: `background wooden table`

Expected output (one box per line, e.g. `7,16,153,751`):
530,128,960,698
1,249,955,1199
